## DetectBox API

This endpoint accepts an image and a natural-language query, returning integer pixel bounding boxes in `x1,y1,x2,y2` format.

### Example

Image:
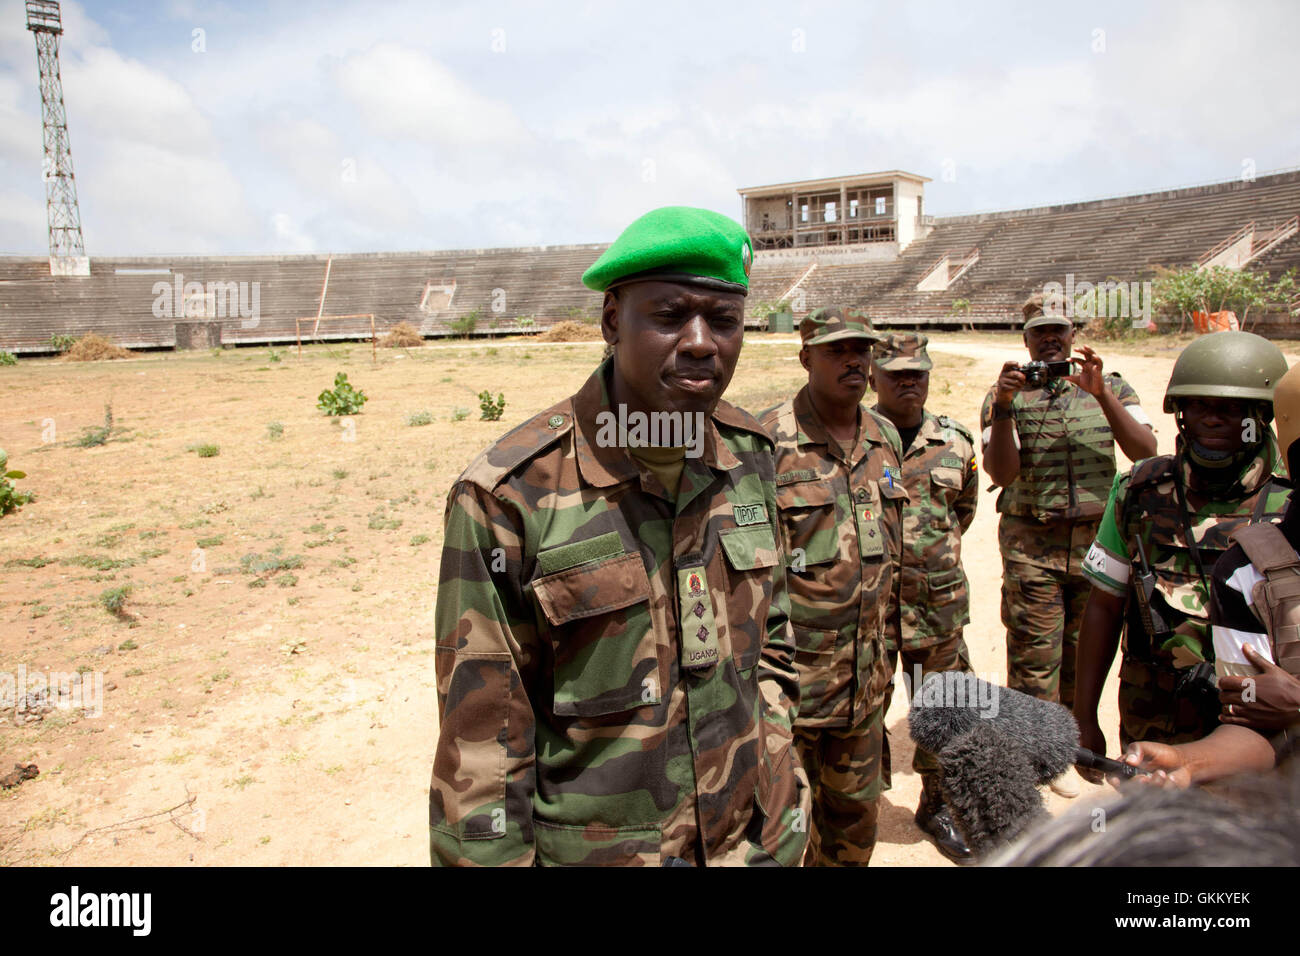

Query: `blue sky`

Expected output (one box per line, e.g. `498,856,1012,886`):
1,0,1297,255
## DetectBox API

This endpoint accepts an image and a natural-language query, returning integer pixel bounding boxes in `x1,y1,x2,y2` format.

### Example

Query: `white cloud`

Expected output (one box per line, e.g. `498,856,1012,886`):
333,43,529,149
271,212,314,252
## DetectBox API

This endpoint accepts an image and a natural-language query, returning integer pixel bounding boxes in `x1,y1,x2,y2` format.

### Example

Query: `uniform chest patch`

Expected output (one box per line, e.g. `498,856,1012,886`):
676,563,720,670
938,456,964,469
733,502,768,526
777,469,816,486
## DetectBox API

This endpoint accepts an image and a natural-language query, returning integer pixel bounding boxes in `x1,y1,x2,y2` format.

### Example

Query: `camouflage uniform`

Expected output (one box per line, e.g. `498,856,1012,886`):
431,358,810,866
1082,443,1289,747
760,386,907,865
878,409,979,788
980,371,1145,707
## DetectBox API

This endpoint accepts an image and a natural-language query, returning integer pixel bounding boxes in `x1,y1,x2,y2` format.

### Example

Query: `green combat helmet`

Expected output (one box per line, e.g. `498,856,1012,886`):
1164,330,1289,469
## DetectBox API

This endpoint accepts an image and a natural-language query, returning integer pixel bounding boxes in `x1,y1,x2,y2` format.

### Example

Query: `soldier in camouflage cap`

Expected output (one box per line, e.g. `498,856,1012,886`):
981,295,1158,796
869,332,978,863
759,306,908,865
430,206,809,866
1074,331,1291,773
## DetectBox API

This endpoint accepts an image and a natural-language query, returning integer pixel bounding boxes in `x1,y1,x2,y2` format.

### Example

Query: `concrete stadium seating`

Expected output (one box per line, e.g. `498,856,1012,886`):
2,170,1299,352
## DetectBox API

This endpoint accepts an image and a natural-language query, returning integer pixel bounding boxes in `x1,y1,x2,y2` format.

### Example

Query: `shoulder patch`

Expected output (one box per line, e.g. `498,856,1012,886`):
460,401,572,489
937,414,975,443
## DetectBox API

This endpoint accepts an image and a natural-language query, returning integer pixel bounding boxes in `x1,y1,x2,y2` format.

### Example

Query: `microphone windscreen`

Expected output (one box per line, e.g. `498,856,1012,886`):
939,722,1047,856
908,673,1081,783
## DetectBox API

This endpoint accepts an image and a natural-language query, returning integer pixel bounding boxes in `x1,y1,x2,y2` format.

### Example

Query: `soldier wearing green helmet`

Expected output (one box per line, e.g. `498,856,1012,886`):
1074,331,1292,771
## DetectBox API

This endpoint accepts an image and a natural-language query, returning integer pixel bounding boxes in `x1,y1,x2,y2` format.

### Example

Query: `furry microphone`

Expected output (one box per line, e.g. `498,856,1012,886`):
938,722,1047,855
907,672,1142,783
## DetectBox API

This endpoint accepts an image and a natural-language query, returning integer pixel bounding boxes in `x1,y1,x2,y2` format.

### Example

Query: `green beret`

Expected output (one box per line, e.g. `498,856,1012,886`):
582,206,753,296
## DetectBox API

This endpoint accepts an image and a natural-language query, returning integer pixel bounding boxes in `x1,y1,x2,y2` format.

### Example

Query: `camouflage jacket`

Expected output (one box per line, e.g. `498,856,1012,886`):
760,387,907,727
1083,441,1290,669
875,409,978,650
431,360,809,867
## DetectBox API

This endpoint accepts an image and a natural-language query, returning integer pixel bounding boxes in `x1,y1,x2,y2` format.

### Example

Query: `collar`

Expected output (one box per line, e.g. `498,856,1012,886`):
1178,438,1280,498
571,358,742,489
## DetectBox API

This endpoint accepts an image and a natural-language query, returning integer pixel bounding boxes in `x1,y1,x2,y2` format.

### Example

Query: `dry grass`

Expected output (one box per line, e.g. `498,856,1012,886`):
378,322,424,348
538,320,604,342
63,333,133,362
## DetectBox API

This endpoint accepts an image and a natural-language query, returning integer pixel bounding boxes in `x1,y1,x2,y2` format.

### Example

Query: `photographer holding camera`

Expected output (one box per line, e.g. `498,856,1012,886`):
980,296,1157,796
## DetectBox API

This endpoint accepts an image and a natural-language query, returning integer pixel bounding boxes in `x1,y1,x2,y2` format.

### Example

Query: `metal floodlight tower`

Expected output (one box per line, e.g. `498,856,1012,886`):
26,0,88,273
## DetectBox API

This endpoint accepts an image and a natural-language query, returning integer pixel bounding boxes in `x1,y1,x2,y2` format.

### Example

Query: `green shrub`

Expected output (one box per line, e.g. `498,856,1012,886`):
267,421,284,440
317,372,367,416
405,410,433,427
478,391,506,422
188,443,220,458
0,351,16,366
450,407,470,422
448,308,482,339
50,334,76,353
0,449,33,516
268,348,283,363
100,585,132,616
75,403,113,448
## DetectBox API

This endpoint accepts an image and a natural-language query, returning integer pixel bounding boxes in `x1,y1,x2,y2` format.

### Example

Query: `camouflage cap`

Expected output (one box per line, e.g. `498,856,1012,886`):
1022,294,1072,330
800,307,879,347
872,332,933,371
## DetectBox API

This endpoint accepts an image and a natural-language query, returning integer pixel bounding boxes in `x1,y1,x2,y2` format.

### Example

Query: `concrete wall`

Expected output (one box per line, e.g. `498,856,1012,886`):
895,179,925,250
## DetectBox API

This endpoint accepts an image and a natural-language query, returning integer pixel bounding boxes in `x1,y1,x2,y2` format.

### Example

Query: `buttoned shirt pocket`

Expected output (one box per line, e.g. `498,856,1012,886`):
776,481,841,574
718,525,780,672
925,565,966,608
788,624,852,723
531,552,662,718
930,466,964,528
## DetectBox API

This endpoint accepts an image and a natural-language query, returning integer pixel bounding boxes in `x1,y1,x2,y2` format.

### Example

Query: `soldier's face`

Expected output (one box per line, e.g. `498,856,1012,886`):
1179,397,1249,456
602,280,745,415
870,365,929,424
1024,323,1073,361
801,339,872,409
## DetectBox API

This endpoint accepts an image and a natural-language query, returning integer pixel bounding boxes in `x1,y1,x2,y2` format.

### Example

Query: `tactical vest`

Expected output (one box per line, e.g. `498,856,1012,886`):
1120,454,1289,664
999,384,1115,521
1228,522,1300,679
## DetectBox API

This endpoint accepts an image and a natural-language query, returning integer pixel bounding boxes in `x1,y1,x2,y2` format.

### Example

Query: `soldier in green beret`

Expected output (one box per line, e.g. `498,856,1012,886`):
870,332,978,863
760,307,907,865
431,206,809,866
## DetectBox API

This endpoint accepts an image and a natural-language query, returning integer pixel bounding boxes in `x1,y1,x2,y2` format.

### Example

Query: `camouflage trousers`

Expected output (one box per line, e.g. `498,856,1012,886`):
1001,559,1091,709
1117,657,1219,749
793,705,884,866
881,634,972,789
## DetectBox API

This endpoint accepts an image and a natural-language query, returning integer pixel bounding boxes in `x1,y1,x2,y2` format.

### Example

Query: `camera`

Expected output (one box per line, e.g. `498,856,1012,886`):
1015,359,1072,388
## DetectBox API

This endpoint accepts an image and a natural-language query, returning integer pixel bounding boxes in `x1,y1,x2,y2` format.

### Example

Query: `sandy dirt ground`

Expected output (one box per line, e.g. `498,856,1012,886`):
2,330,1289,866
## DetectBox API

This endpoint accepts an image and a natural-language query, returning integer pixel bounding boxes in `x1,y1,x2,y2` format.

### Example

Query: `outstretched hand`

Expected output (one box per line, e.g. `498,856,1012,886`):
1113,741,1191,790
1064,345,1105,397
